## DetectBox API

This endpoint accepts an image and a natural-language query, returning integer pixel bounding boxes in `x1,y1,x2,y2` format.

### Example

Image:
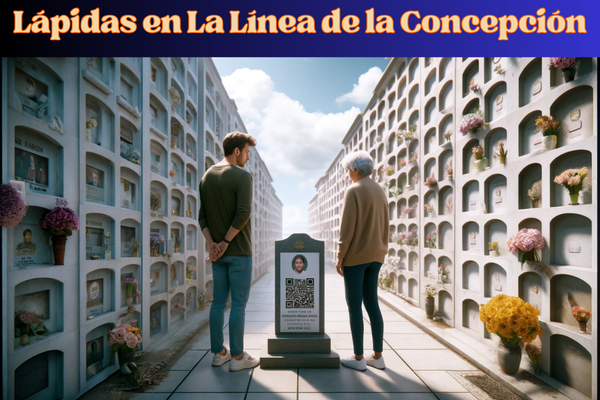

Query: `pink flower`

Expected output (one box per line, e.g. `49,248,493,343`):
112,327,128,343
136,334,143,344
0,184,27,228
125,332,138,348
507,229,545,254
549,57,577,70
107,336,116,346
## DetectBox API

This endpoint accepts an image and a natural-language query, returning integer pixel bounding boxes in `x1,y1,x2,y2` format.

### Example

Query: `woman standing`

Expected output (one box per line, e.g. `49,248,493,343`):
336,151,389,371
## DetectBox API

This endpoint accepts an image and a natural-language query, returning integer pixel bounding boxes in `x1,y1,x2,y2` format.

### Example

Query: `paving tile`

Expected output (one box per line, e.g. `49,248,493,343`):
248,367,298,392
384,333,447,350
247,394,297,400
434,393,479,400
170,349,208,370
298,350,430,393
329,333,391,350
397,350,478,371
175,350,255,393
415,371,470,393
149,370,189,393
129,393,171,400
245,311,275,322
383,322,426,334
224,321,274,334
170,394,245,400
299,394,438,400
246,303,275,312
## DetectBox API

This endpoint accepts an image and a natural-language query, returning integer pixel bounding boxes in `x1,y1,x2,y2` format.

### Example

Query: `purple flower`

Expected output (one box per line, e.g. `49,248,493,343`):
0,184,27,228
549,57,577,70
39,200,80,236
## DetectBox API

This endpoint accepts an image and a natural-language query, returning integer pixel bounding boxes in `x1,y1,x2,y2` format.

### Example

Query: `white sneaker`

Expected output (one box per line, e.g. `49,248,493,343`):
340,355,367,371
229,351,260,371
212,347,232,367
365,354,386,369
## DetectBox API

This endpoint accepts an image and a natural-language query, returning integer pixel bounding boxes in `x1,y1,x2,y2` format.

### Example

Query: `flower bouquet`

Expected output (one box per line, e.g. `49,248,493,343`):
169,170,176,178
493,141,508,165
443,130,452,143
425,173,437,187
130,238,140,257
388,186,402,198
572,306,591,333
386,167,395,176
15,310,49,345
424,202,435,217
472,144,488,172
150,192,162,211
397,125,416,142
0,184,27,228
479,294,543,344
423,284,438,298
396,231,406,245
535,115,560,150
527,187,540,208
425,232,437,249
525,342,541,374
445,160,453,179
507,228,545,266
549,57,577,82
405,229,418,247
173,302,187,313
150,233,165,257
412,173,420,185
459,109,485,134
469,81,480,93
553,167,588,205
122,276,138,305
409,152,418,165
488,241,499,256
438,263,449,283
107,323,142,364
398,159,407,168
39,199,80,265
169,87,181,108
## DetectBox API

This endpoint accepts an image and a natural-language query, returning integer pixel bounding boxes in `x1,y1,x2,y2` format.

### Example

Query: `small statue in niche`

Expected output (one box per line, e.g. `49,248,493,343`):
532,285,539,294
493,273,502,292
569,109,582,135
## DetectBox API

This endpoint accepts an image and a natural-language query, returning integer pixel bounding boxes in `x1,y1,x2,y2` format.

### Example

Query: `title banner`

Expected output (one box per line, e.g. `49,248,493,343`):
3,0,600,56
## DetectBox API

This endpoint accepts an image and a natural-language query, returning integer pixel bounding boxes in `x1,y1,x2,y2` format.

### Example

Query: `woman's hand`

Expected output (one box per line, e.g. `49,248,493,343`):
336,258,344,277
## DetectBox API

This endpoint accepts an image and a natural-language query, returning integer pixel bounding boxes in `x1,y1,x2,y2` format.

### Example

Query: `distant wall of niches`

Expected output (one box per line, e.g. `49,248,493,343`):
1,57,282,400
326,57,596,400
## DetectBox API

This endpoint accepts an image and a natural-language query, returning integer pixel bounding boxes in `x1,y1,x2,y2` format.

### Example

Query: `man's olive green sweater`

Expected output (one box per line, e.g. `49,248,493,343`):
337,177,389,266
199,164,252,256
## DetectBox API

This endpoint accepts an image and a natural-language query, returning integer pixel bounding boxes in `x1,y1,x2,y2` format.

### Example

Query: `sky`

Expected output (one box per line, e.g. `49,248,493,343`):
212,57,391,239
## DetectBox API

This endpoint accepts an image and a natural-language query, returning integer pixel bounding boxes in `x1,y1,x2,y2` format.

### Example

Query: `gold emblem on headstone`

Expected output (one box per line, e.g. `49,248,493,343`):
294,241,305,249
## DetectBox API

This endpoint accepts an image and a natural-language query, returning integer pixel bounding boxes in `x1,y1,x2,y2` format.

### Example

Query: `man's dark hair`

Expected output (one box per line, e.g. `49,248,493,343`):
222,132,257,156
23,229,32,236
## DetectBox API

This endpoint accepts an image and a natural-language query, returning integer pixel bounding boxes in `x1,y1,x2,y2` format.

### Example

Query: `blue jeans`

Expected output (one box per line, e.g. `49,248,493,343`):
210,256,252,357
343,262,384,355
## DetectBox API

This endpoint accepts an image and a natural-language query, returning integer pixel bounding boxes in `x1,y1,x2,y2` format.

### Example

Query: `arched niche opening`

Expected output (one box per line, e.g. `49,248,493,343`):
398,275,407,295
388,91,396,109
519,163,542,209
150,57,168,99
439,114,453,146
119,63,141,117
12,206,53,267
170,221,185,255
550,86,594,148
408,110,419,130
424,128,436,155
462,138,480,174
484,128,507,168
397,98,407,123
186,225,198,251
439,256,452,283
170,261,185,292
85,152,115,206
439,81,453,113
186,256,198,283
484,263,506,297
485,81,507,123
484,219,507,256
424,222,437,249
85,213,115,261
388,248,396,258
85,269,114,317
171,188,185,217
550,150,592,206
149,300,167,338
484,174,507,214
463,222,480,253
171,57,185,84
518,110,543,156
408,278,419,300
462,59,480,98
388,202,397,220
120,167,140,211
462,261,479,292
120,264,140,306
439,149,453,181
398,198,407,219
424,157,437,181
408,195,419,220
424,97,436,125
14,350,64,398
408,251,418,272
119,116,141,166
408,58,419,83
439,57,452,81
150,140,167,177
170,78,185,120
424,190,436,218
85,324,115,379
120,218,140,258
150,220,168,256
424,254,436,279
185,134,197,161
150,180,168,215
149,93,168,137
550,335,592,397
550,274,592,329
170,153,184,186
519,272,542,313
396,61,406,80
439,221,453,250
462,98,480,118
462,180,479,212
409,84,419,110
438,291,453,325
389,272,397,292
186,287,198,312
462,299,481,333
439,185,454,216
170,117,184,151
550,57,594,87
150,262,167,297
425,68,437,96
518,58,542,107
550,214,592,268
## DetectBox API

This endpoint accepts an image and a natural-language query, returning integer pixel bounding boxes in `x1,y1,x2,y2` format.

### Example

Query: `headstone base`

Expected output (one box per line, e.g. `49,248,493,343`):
260,334,340,369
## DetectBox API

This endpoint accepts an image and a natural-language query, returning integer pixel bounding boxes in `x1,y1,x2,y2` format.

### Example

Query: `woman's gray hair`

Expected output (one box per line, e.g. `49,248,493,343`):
341,151,374,177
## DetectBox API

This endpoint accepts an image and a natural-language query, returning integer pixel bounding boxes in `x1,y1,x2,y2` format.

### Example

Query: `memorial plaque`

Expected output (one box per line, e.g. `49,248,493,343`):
121,226,136,257
121,178,134,210
15,67,49,120
569,109,582,137
150,269,161,295
86,278,103,317
150,143,162,173
86,220,105,260
86,337,104,378
15,352,48,399
86,165,105,203
14,207,51,267
150,307,162,336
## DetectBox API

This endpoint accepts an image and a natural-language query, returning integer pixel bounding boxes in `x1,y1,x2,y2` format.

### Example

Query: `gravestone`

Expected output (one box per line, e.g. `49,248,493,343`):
260,233,339,369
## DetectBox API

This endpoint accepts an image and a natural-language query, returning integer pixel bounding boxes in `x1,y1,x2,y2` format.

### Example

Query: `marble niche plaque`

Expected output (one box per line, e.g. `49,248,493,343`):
86,219,105,260
532,79,542,96
14,207,51,267
493,186,503,206
15,352,49,400
121,226,136,257
568,109,582,138
86,98,101,145
14,137,51,194
86,278,103,318
86,165,105,204
150,142,162,174
495,95,503,112
120,178,135,210
469,231,477,251
15,67,49,120
150,305,162,336
86,337,104,378
150,268,162,296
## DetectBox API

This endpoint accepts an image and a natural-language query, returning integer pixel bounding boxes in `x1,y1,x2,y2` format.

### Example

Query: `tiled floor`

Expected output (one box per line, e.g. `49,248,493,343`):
131,269,486,399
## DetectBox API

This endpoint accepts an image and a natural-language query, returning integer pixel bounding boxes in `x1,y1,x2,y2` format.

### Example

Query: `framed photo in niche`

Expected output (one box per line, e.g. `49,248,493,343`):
85,165,105,204
150,143,162,173
171,197,180,216
86,337,104,378
86,278,103,317
86,99,101,145
15,67,49,120
121,226,136,257
14,147,49,188
150,269,161,295
86,226,104,260
150,308,161,336
121,178,135,210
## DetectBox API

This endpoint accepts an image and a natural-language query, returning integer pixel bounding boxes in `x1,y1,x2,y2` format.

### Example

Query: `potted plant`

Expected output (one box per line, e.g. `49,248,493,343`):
443,130,452,144
469,81,480,93
553,167,588,205
39,198,80,265
438,263,449,283
459,108,485,135
507,228,545,266
425,232,437,249
494,141,508,166
386,167,395,176
425,173,437,187
150,192,162,212
479,294,543,374
107,322,142,372
0,184,27,228
423,284,438,319
488,241,499,257
168,86,181,110
122,276,137,306
424,202,435,217
472,144,487,172
572,306,592,333
549,57,577,83
527,187,541,208
103,232,111,260
131,238,140,257
150,233,165,257
535,115,560,151
15,310,48,346
446,160,453,180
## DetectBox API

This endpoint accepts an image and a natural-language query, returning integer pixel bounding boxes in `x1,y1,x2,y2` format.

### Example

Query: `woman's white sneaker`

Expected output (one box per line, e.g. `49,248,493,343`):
340,355,367,371
365,354,386,369
229,351,260,371
212,347,232,367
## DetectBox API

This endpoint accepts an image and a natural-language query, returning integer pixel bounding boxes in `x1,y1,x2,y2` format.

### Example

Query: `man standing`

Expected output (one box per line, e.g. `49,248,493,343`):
199,131,259,372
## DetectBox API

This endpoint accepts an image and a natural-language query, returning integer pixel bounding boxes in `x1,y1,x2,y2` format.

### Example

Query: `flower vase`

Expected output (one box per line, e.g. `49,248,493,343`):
126,297,133,306
105,250,111,260
470,127,479,134
531,199,539,208
579,321,587,333
20,334,29,346
134,296,141,305
499,155,506,166
490,250,498,257
51,235,68,265
118,349,136,369
569,192,580,205
475,159,486,172
425,296,435,319
562,68,576,83
497,338,522,374
542,135,557,151
132,251,139,258
151,245,159,257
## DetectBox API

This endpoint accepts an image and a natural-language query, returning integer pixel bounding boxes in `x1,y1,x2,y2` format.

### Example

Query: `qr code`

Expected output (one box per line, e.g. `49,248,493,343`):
285,278,314,308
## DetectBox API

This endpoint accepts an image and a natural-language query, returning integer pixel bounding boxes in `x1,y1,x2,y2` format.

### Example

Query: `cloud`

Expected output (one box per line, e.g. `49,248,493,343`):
335,66,384,105
221,68,360,179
